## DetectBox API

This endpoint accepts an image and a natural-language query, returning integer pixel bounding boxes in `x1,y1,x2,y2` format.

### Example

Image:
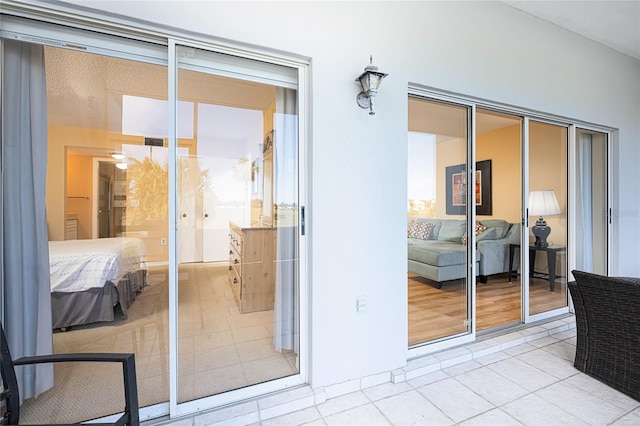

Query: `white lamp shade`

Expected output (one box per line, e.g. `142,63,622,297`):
529,190,561,216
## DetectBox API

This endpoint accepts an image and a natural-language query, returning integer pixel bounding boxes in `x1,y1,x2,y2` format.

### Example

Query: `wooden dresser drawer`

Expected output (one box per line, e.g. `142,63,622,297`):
228,222,276,313
228,267,241,302
229,248,241,277
229,228,243,254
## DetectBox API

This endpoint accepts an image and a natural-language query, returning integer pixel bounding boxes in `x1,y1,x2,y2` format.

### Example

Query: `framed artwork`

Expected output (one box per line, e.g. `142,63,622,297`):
446,159,492,215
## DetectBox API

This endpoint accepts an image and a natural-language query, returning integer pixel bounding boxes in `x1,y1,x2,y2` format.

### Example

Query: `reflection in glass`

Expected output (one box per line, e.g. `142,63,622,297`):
529,121,568,315
407,97,469,346
575,129,608,275
176,61,299,403
475,109,522,330
27,46,171,423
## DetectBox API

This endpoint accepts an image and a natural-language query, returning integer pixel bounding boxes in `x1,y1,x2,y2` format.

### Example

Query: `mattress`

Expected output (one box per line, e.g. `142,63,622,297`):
49,237,146,293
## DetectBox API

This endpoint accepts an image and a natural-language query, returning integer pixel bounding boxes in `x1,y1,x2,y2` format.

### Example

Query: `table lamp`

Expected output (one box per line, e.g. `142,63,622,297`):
529,190,561,248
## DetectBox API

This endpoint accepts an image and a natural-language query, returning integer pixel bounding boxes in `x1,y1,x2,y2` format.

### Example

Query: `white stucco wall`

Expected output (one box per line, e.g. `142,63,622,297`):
11,0,640,389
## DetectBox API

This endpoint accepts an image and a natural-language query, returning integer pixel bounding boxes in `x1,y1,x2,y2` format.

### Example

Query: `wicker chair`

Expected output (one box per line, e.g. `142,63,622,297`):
569,270,640,402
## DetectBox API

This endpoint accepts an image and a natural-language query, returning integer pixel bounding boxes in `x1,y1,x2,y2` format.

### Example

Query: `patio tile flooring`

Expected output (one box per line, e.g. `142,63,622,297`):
144,316,640,425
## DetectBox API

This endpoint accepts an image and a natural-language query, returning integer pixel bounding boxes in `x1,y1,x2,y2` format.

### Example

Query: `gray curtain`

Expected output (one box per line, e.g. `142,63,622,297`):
273,87,298,354
1,38,54,401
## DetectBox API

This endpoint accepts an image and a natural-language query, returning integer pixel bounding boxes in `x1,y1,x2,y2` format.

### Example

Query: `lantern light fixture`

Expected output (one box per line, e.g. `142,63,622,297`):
356,55,388,116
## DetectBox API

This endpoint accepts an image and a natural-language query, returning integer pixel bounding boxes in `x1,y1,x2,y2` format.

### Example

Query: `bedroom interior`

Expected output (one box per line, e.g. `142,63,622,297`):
24,42,300,423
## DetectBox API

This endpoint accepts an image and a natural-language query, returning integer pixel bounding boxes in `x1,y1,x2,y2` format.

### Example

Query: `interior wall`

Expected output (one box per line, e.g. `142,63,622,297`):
31,0,640,389
434,124,526,224
477,124,521,224
435,137,466,219
529,122,569,247
66,154,94,239
47,125,109,241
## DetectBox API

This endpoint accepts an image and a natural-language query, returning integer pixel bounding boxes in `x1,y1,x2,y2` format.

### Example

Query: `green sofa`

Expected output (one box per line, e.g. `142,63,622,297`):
408,218,520,287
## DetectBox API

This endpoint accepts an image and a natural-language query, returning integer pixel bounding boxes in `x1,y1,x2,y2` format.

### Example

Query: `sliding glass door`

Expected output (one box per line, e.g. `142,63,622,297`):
18,40,170,423
407,96,472,346
2,17,305,423
475,109,523,330
174,45,301,405
527,120,568,317
575,128,609,275
406,93,607,346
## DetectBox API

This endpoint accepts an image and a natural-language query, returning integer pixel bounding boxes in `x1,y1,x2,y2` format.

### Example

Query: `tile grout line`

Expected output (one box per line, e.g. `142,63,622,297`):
150,317,578,425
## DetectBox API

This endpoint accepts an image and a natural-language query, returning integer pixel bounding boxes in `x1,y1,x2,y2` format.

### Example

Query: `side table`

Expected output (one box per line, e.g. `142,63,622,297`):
508,244,566,292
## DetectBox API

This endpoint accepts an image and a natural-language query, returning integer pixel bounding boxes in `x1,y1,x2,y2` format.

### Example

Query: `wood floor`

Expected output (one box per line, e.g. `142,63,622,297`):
408,273,568,346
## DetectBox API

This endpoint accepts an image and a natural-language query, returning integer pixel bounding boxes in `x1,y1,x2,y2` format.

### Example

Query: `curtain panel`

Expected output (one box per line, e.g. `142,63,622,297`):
1,38,54,401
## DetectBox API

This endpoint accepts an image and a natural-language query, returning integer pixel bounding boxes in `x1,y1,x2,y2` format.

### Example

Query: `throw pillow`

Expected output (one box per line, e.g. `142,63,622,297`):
408,219,434,240
461,222,488,245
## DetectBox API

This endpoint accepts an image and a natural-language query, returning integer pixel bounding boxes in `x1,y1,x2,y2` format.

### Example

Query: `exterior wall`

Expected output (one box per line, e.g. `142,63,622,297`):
10,0,640,390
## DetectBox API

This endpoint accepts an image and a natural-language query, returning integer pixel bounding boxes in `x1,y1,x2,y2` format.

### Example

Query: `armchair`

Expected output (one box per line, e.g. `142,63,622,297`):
569,270,640,402
1,322,139,425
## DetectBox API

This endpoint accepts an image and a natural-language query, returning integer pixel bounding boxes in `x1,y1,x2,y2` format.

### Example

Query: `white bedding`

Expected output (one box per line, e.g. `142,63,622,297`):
49,237,146,293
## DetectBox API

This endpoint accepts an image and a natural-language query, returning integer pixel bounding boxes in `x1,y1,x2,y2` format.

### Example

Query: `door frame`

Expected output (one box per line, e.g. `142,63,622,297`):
92,157,118,239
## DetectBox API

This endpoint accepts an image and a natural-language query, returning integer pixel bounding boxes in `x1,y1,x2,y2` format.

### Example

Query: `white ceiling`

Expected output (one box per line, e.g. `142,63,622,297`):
502,1,640,61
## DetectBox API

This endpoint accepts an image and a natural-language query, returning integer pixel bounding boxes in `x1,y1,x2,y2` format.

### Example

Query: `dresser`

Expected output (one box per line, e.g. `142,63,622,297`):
228,222,276,313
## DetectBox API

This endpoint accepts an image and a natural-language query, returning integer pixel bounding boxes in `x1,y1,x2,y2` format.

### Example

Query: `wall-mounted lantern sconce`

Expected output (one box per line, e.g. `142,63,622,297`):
356,56,388,116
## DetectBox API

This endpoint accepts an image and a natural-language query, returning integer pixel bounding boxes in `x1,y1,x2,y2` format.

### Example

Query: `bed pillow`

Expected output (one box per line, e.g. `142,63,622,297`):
408,219,434,240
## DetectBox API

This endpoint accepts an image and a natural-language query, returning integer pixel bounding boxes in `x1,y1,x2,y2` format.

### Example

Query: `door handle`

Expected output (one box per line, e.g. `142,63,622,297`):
182,213,187,218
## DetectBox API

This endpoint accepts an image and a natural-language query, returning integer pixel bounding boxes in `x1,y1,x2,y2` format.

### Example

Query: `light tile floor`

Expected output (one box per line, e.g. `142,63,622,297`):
145,316,640,425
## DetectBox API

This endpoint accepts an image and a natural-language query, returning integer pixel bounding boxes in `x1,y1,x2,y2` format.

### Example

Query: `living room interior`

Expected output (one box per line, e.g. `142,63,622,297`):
407,97,571,346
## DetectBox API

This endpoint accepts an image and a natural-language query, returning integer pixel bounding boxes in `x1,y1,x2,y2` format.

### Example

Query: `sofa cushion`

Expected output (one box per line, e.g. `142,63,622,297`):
408,241,467,267
479,219,511,239
407,219,434,240
437,220,466,242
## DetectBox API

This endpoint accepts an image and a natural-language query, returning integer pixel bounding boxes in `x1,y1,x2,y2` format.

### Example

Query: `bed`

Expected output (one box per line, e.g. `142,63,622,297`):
48,237,147,329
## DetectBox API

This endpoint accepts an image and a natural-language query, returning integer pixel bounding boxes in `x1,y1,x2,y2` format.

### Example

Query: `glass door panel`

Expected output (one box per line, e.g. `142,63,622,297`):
475,110,523,330
575,129,608,275
407,97,470,346
176,47,299,403
528,121,568,315
32,45,170,423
